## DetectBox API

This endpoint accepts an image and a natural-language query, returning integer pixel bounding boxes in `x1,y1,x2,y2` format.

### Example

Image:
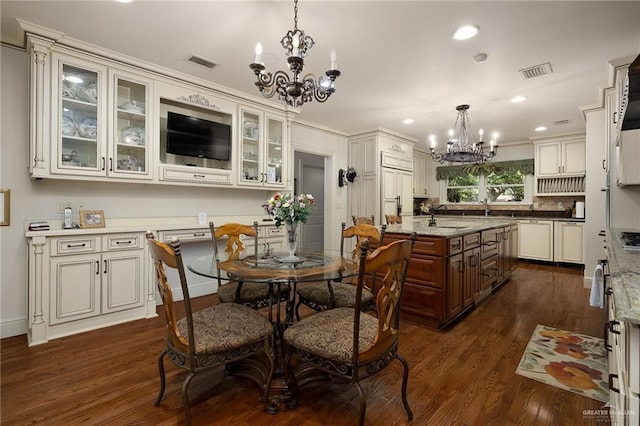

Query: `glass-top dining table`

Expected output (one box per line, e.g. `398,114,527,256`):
188,250,359,410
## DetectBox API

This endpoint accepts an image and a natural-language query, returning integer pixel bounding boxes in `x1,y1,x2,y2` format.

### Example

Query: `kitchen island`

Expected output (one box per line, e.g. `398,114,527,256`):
384,217,518,330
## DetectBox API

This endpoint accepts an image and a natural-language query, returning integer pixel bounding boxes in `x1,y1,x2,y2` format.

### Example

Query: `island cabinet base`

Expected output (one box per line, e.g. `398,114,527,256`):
386,224,516,330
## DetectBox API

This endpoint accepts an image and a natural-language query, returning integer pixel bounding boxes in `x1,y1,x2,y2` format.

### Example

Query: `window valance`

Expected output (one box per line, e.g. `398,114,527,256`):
436,159,534,181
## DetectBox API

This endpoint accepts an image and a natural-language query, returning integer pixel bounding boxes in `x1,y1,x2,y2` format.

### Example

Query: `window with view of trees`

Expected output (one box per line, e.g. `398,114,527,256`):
440,161,532,204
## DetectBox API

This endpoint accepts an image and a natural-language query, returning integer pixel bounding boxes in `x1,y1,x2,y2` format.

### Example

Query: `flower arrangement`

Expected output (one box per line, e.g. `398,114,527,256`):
263,193,315,227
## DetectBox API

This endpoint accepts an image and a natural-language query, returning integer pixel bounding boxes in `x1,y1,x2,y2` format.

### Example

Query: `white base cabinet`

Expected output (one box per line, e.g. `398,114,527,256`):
518,220,554,261
554,221,584,264
28,231,150,346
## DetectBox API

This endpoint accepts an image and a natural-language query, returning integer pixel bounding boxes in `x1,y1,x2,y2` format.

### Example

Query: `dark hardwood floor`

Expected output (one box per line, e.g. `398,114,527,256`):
1,262,610,425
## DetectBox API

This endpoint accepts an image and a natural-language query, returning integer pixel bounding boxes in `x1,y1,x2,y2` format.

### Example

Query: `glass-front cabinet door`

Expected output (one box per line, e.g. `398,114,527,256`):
111,72,151,179
238,107,286,188
239,108,262,186
52,55,107,176
265,115,284,186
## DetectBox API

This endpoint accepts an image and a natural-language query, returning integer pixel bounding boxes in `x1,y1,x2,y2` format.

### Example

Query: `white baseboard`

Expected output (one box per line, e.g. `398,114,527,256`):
584,276,592,289
1,317,28,339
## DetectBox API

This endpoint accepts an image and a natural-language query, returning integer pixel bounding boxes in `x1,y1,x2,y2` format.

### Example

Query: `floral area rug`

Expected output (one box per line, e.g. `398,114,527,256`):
516,324,609,403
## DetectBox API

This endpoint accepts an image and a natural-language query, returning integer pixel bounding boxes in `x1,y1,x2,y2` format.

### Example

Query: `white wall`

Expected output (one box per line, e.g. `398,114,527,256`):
0,45,349,338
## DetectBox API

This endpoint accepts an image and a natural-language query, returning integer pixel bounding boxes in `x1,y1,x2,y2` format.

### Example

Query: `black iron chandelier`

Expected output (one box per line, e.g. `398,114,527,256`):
429,104,498,164
249,0,340,108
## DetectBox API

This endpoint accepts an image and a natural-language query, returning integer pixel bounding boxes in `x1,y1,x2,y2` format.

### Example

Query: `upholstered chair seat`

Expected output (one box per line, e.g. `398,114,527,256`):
176,303,273,355
295,283,374,313
283,307,377,364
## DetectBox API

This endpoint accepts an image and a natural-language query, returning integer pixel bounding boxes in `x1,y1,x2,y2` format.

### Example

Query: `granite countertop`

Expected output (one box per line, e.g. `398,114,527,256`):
607,229,640,325
413,213,584,223
386,217,518,237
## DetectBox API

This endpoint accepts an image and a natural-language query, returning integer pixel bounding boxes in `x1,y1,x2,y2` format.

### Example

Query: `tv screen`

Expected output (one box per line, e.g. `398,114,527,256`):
166,111,231,161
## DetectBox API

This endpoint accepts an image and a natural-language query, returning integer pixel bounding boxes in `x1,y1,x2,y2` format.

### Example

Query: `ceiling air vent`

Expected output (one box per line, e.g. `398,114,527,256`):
187,54,217,69
518,62,553,79
553,119,570,126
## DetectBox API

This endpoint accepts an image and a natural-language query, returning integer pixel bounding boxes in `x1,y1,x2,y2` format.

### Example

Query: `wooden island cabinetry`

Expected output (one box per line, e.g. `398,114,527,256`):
384,219,516,330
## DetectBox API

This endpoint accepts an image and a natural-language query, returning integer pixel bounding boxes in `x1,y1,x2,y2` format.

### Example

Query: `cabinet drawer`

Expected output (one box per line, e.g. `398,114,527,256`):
103,233,144,251
50,236,99,256
264,226,284,238
448,237,463,255
160,229,210,243
414,238,445,256
463,233,481,250
405,254,445,289
401,282,444,321
160,166,233,185
481,255,498,290
481,231,499,259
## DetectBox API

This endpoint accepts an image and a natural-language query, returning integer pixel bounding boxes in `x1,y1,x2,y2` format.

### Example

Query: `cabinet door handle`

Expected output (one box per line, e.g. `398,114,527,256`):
193,233,205,237
65,243,86,248
103,259,107,274
604,322,612,352
459,259,465,273
115,240,133,245
608,374,620,393
101,157,106,171
193,174,205,179
109,157,113,172
451,241,461,249
96,260,99,274
602,159,606,170
608,320,620,335
613,111,617,124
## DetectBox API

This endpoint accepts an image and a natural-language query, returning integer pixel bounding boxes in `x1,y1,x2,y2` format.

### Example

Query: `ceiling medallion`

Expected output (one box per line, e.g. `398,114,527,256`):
249,0,340,108
429,104,498,164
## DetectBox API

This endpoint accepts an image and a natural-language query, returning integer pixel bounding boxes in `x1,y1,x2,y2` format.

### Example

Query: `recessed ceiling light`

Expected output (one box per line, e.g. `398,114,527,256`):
535,126,547,132
403,118,414,125
452,25,479,41
511,96,527,103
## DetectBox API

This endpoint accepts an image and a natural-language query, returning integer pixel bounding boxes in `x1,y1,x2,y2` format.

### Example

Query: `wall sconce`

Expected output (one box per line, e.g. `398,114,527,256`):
338,167,357,187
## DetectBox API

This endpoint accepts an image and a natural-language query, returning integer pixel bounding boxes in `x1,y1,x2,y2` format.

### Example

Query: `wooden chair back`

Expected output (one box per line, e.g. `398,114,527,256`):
340,222,386,263
352,215,375,226
146,232,193,356
210,221,259,261
353,235,416,366
385,214,402,224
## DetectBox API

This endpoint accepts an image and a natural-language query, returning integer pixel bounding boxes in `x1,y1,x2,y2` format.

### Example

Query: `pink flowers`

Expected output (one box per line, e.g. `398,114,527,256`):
264,193,314,227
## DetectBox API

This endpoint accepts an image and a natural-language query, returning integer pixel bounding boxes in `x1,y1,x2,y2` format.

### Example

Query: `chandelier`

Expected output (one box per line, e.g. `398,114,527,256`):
429,104,498,164
249,0,341,108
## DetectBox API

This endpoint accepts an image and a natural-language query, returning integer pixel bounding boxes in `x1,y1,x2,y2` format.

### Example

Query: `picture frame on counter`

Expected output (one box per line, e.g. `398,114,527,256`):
79,210,105,229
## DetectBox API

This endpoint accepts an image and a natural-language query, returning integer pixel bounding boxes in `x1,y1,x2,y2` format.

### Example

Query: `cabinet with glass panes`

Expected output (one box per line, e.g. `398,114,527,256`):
49,53,153,180
238,107,286,188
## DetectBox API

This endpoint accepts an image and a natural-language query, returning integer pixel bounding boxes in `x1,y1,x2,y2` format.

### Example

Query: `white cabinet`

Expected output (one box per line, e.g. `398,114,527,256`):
553,221,584,264
48,53,153,180
535,137,586,177
382,166,413,222
413,150,429,197
27,231,148,345
616,129,640,187
518,220,554,261
347,130,415,225
534,136,586,195
48,234,145,325
238,107,287,188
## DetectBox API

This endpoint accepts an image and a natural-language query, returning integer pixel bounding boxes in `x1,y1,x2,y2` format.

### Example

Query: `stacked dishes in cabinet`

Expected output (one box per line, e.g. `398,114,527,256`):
116,94,147,173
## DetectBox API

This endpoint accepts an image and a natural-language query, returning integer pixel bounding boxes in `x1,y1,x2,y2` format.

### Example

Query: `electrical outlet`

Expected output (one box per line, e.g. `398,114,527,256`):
57,201,73,213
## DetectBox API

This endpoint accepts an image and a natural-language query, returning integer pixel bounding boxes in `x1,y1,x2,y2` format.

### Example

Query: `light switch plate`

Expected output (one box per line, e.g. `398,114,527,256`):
198,212,207,225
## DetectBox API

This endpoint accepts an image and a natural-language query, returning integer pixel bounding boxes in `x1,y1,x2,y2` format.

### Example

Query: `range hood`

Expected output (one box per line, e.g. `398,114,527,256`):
621,53,640,130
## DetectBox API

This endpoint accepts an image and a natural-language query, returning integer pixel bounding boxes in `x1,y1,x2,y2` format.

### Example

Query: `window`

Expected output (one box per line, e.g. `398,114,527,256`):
438,160,533,205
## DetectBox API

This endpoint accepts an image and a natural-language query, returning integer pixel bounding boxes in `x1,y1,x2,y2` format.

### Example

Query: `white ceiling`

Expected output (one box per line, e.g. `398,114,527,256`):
2,1,639,151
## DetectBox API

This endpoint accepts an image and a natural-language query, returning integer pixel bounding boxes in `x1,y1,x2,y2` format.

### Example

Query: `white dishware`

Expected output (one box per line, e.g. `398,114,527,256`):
78,117,98,138
120,126,145,145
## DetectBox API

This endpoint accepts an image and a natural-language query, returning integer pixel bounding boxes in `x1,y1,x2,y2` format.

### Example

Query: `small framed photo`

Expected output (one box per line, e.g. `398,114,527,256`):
79,210,105,229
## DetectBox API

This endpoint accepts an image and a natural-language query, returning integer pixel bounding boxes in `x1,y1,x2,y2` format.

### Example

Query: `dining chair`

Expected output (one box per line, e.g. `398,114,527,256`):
210,221,289,308
146,232,276,425
294,222,386,320
352,215,375,225
283,234,417,426
385,214,402,224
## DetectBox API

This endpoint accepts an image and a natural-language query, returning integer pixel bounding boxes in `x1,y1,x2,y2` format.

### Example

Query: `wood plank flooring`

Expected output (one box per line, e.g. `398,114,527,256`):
1,262,610,425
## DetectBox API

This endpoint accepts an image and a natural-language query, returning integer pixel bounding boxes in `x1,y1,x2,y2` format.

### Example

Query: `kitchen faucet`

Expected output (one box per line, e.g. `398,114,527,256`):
428,212,437,227
480,198,489,217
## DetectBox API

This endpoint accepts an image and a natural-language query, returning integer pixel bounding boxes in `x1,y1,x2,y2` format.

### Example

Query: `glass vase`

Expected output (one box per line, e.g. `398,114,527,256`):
284,222,299,262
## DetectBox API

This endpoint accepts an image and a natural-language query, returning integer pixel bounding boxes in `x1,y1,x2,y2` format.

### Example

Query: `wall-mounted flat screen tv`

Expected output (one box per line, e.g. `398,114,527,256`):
166,111,231,161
